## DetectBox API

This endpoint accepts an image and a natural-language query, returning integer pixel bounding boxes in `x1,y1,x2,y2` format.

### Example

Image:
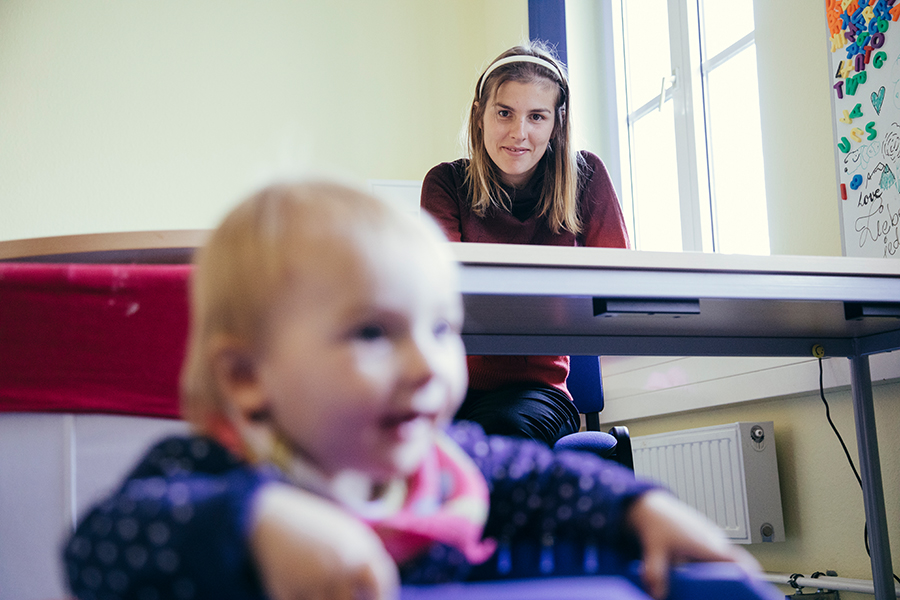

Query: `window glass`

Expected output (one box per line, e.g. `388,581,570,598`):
622,0,672,104
609,0,768,254
699,0,754,59
630,104,683,252
706,48,769,255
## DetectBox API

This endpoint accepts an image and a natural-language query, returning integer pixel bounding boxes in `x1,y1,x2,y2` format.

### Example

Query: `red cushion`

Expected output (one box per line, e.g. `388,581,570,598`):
0,263,191,418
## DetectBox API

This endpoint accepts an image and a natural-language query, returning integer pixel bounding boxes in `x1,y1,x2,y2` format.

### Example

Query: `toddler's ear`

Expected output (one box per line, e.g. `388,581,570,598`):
210,336,268,422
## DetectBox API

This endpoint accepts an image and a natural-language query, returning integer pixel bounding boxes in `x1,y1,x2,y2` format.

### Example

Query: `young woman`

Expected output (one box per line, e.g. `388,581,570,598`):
421,41,631,446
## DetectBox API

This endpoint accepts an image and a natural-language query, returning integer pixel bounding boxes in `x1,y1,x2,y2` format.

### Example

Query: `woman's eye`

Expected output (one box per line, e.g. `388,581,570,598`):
531,114,545,122
498,110,510,118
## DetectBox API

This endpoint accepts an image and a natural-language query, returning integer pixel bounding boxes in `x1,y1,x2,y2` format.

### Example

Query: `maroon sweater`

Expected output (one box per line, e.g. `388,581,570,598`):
421,151,630,396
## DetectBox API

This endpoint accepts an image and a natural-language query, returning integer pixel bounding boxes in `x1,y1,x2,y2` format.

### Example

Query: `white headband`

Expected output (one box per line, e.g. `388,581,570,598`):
478,55,565,98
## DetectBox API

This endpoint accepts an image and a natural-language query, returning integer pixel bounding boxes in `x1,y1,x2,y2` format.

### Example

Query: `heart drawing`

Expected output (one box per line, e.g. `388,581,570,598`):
872,85,886,115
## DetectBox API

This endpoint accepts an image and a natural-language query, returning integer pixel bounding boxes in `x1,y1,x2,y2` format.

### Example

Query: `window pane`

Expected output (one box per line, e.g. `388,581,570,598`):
630,106,682,252
706,48,769,255
700,0,754,59
622,0,671,104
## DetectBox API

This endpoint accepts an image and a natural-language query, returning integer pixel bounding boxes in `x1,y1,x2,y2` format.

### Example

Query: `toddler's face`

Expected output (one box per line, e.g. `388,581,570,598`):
256,230,467,481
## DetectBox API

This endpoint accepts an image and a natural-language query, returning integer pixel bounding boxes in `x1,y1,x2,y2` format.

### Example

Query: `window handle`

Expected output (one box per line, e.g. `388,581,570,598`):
659,73,677,111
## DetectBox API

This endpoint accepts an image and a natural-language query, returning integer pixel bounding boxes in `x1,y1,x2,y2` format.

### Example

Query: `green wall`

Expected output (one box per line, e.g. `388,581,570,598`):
0,0,528,241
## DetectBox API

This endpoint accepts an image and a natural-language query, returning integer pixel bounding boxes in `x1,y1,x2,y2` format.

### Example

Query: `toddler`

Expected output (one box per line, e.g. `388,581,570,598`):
63,181,755,600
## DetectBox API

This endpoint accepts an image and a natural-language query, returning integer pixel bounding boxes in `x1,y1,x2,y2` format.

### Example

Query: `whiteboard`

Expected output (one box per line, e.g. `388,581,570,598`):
828,1,900,258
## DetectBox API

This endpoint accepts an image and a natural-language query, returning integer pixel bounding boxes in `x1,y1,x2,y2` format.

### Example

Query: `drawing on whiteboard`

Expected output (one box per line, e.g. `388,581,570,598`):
849,157,900,257
882,121,900,161
873,85,886,113
854,193,900,257
880,161,897,189
892,53,900,108
843,140,881,175
862,161,897,192
827,0,900,258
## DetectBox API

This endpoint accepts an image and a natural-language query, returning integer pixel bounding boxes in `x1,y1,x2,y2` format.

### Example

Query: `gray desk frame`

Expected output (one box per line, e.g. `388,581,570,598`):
454,243,900,600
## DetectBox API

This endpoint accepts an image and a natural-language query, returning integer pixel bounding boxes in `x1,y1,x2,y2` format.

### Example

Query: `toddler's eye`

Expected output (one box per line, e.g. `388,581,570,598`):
433,319,459,338
356,325,386,341
433,321,450,337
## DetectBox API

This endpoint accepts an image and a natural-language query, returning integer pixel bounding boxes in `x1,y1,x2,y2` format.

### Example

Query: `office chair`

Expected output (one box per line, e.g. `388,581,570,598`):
554,355,633,470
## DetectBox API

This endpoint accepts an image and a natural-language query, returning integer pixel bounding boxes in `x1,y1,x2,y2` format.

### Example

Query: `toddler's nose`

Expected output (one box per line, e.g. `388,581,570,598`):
402,337,437,389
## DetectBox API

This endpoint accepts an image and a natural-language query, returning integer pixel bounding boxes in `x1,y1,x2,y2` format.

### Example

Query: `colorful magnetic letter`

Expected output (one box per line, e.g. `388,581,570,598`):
846,71,869,95
866,121,878,139
841,58,857,78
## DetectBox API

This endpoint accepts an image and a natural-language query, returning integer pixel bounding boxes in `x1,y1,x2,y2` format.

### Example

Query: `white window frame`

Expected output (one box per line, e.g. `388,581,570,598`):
608,0,760,253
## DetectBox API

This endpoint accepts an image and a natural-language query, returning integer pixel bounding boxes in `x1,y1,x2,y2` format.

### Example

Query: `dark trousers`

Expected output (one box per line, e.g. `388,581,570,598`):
454,384,580,446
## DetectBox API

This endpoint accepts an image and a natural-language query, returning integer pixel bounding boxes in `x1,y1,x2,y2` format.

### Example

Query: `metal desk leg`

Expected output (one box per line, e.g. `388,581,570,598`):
850,354,894,600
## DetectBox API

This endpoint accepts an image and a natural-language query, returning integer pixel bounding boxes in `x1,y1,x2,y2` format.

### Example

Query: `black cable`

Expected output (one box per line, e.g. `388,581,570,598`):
817,357,900,586
817,357,861,486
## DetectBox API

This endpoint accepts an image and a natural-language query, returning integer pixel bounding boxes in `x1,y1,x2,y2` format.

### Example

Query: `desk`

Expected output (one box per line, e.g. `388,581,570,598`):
453,242,900,600
2,233,900,599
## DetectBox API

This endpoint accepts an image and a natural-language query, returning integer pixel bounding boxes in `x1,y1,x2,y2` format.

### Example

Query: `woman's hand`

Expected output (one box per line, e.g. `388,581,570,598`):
626,490,761,600
251,483,399,600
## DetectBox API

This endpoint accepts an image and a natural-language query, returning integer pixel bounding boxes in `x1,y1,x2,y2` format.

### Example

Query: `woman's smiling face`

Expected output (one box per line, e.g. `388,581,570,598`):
481,79,558,188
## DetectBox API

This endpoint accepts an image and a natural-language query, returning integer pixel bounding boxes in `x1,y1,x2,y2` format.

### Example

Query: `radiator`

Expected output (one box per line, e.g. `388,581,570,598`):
631,421,785,544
